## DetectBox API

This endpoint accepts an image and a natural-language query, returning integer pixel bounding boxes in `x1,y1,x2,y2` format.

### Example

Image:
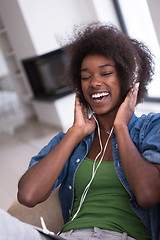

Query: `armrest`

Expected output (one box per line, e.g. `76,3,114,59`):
7,187,64,234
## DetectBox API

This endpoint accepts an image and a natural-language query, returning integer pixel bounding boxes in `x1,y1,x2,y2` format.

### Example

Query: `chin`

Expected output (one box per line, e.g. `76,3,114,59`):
93,105,119,117
91,108,110,115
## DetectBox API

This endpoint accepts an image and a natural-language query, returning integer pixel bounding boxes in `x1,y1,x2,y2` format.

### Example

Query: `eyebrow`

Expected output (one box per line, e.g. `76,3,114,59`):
81,64,115,72
99,64,115,68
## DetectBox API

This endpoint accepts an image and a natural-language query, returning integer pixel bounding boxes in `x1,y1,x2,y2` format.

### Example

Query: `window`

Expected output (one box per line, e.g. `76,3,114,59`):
114,0,160,100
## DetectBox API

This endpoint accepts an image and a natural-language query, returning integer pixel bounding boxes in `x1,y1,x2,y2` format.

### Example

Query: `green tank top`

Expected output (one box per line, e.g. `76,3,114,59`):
61,157,151,240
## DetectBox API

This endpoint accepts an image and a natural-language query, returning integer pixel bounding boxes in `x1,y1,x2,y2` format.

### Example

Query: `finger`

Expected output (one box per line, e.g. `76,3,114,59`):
75,94,87,110
130,82,139,105
74,95,82,119
76,94,88,113
75,94,88,122
128,82,139,98
131,82,139,94
135,82,140,91
75,94,81,106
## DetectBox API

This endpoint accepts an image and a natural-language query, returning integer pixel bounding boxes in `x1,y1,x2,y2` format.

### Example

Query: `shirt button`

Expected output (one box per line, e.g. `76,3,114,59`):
69,209,71,214
69,185,72,190
116,144,118,148
76,159,80,163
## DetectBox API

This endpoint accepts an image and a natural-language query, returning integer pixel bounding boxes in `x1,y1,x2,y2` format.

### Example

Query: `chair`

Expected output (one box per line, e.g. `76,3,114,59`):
7,187,64,234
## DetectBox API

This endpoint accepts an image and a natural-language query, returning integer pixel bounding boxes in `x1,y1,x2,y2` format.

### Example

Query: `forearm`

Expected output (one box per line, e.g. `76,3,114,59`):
114,124,160,208
18,126,85,207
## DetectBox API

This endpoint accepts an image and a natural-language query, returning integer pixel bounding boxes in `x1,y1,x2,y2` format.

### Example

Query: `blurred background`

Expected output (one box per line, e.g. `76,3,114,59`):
0,0,159,210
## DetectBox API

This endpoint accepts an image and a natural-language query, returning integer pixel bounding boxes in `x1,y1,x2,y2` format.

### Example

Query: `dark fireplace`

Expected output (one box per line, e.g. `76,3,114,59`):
22,48,72,101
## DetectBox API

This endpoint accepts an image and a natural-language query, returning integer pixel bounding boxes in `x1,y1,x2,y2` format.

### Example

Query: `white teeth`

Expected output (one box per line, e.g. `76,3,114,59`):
92,92,109,99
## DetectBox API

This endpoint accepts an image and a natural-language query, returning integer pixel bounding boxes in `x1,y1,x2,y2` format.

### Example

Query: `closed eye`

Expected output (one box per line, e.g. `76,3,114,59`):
81,75,91,80
101,72,113,76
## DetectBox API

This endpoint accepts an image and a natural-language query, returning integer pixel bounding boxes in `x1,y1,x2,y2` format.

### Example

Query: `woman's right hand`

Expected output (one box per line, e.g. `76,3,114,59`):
72,94,96,137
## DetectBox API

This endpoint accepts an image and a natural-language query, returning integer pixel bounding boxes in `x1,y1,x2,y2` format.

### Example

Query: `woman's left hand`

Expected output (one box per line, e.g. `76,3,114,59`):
114,82,139,127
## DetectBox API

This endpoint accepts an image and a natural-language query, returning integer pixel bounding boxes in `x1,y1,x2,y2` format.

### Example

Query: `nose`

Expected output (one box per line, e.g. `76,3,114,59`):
90,75,102,88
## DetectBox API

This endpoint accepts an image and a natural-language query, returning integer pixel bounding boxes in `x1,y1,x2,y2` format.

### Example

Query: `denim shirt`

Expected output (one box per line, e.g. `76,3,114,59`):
29,113,160,240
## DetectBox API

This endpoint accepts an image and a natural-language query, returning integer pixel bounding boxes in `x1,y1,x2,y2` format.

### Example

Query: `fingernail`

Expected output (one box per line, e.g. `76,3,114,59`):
136,82,140,90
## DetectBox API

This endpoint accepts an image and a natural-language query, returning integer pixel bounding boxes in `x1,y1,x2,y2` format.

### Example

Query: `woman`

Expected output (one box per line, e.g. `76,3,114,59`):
1,23,160,240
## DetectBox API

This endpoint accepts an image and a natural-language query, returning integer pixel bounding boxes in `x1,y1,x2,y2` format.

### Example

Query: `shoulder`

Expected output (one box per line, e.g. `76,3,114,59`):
129,112,160,134
29,131,65,168
129,112,160,147
39,131,66,154
48,131,65,145
130,112,160,164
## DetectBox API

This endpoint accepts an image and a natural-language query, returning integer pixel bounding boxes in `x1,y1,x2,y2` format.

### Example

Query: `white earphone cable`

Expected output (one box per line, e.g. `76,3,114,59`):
71,116,113,221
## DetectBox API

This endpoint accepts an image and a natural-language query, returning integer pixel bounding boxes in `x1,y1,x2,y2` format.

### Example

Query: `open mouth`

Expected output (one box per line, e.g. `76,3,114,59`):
91,92,109,102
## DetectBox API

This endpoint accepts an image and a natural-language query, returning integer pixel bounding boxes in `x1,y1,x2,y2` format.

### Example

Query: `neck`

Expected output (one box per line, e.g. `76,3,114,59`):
95,112,116,134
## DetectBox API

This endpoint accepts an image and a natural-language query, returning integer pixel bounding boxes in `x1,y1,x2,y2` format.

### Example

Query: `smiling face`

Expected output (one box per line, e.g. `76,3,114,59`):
81,54,122,116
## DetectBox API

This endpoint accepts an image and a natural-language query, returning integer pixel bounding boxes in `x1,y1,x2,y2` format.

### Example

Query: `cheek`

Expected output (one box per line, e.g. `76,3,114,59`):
112,79,121,98
114,89,123,105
